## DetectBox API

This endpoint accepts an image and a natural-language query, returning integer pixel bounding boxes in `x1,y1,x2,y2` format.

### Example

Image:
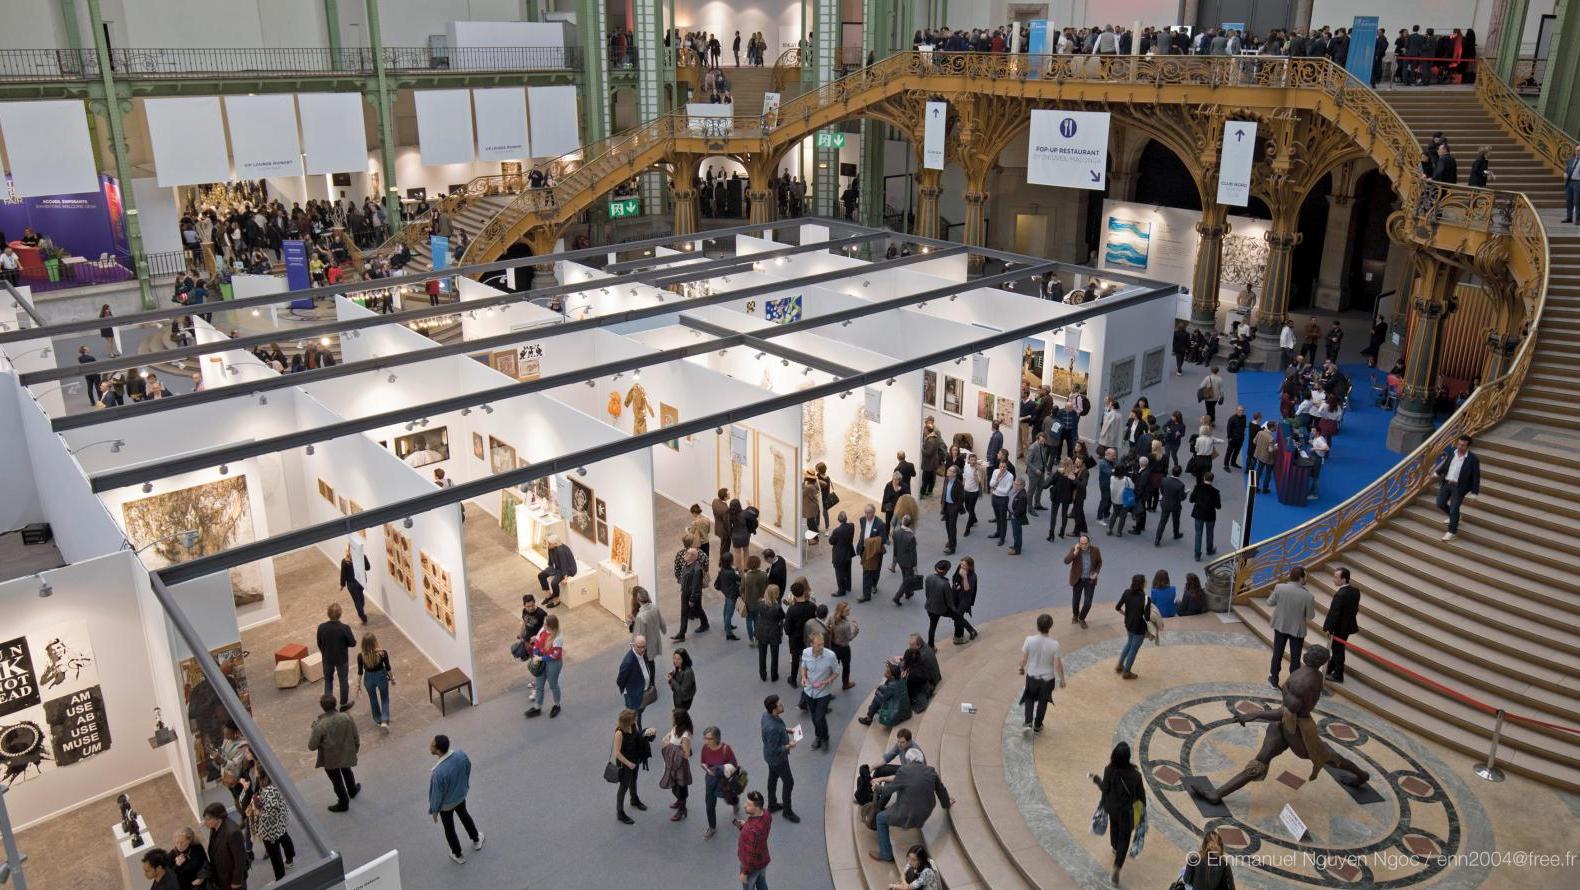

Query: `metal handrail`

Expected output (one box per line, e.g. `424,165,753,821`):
1476,64,1571,172
0,45,580,80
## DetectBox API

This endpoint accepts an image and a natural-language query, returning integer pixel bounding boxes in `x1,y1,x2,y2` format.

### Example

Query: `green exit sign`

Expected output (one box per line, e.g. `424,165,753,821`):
608,198,640,218
815,131,846,149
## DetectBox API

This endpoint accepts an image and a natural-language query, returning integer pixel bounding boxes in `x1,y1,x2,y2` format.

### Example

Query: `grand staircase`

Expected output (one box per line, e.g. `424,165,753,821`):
1236,87,1580,792
406,193,515,270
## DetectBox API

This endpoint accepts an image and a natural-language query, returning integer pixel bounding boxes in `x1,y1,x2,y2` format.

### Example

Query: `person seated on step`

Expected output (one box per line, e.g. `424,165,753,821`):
857,660,912,730
901,634,941,713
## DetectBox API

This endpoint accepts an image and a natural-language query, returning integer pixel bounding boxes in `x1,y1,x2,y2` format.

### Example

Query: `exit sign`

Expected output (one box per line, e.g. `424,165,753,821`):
608,198,640,218
815,131,846,149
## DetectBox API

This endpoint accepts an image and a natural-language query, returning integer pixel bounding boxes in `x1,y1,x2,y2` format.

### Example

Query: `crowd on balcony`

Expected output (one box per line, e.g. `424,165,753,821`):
176,194,387,273
667,30,770,68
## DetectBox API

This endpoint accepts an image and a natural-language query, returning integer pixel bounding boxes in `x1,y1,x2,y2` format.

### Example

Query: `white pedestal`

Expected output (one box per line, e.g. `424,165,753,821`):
597,559,639,620
516,508,567,571
561,568,600,608
112,816,149,890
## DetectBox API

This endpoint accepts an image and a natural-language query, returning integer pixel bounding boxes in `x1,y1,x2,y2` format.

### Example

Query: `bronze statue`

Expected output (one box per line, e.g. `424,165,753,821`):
118,793,144,848
1197,646,1370,804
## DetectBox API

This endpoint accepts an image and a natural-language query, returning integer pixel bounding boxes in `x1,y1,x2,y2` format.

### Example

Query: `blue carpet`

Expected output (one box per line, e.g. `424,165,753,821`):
1229,362,1408,543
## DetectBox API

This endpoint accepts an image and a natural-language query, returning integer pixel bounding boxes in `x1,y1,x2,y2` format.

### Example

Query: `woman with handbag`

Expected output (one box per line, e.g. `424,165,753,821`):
802,470,822,542
659,709,695,821
754,585,786,682
950,557,980,643
668,649,696,711
699,726,742,839
248,769,296,880
524,614,563,718
611,709,647,824
1089,741,1146,886
815,462,835,529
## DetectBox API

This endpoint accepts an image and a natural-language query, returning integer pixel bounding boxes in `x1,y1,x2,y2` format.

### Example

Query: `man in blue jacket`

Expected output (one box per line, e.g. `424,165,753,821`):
429,734,484,865
760,695,800,823
1434,435,1480,542
617,635,653,726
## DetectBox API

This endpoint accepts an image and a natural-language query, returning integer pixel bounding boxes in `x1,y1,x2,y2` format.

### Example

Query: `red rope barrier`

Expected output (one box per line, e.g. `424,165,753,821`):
1331,635,1580,737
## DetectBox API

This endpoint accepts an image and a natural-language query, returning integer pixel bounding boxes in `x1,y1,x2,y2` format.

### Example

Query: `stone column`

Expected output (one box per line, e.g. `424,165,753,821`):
1483,330,1521,381
748,162,776,225
1537,0,1580,132
1488,0,1531,83
1387,255,1460,452
1108,168,1140,202
1190,205,1228,332
672,186,698,235
1312,184,1359,311
913,168,942,240
962,190,988,253
1250,228,1301,369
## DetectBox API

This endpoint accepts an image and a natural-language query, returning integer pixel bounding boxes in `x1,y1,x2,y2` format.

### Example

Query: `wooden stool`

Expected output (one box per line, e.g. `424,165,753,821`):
274,643,308,664
274,659,302,689
428,667,473,716
300,651,324,683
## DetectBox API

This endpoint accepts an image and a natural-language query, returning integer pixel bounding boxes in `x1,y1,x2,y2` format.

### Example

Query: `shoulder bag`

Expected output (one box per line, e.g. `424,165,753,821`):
603,759,622,783
641,684,658,708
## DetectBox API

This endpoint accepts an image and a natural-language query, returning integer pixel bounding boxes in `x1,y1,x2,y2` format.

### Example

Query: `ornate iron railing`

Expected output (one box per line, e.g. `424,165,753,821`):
1476,65,1570,172
0,45,579,80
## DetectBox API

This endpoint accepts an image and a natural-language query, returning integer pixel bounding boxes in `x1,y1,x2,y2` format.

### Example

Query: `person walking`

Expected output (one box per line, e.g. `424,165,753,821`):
1172,319,1191,375
1433,434,1480,541
1114,575,1150,679
668,649,697,712
890,514,919,603
761,695,800,822
1224,406,1247,471
630,587,666,661
755,584,786,681
961,453,983,535
829,601,859,690
950,557,980,644
829,511,855,596
1279,320,1297,370
673,547,708,641
1190,472,1222,561
736,790,773,889
1006,478,1029,554
660,709,695,821
939,466,963,554
247,770,295,881
699,726,742,839
1018,613,1066,734
428,734,484,864
1105,467,1135,537
306,694,359,812
919,423,947,497
525,613,564,717
740,556,768,645
860,517,887,602
712,488,732,567
1267,566,1315,688
800,630,840,750
1088,741,1146,886
784,581,817,689
202,803,249,890
1199,365,1224,426
1564,143,1580,224
355,634,392,729
617,634,655,727
923,560,953,649
716,552,743,640
315,603,357,711
338,545,370,624
612,709,648,824
1153,466,1186,547
1324,567,1361,683
1252,422,1276,493
1063,533,1101,629
1025,432,1052,514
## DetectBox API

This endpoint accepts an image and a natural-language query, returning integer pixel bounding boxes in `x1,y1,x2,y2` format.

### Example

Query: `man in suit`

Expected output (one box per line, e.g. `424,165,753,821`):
672,548,708,641
763,548,787,595
1153,466,1186,547
1224,406,1248,471
829,511,855,596
939,465,963,554
1405,26,1427,85
316,603,357,711
1563,144,1580,224
1266,567,1315,688
1061,534,1101,629
868,747,953,864
890,515,919,604
986,421,1004,464
1431,143,1458,184
1324,567,1362,683
1372,27,1388,86
202,803,249,889
617,635,654,726
1434,435,1480,541
922,560,953,649
859,522,886,603
892,451,916,492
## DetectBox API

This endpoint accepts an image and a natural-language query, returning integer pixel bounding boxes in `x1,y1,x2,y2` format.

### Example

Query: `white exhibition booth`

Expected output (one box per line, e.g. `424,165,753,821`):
1097,198,1271,325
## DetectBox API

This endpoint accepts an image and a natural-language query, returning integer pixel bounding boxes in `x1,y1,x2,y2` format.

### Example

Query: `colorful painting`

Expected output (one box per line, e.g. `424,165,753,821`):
122,476,256,569
976,390,995,421
472,432,484,460
659,402,681,450
994,393,1016,429
1103,216,1151,270
569,478,596,542
178,642,251,788
764,295,803,324
611,526,632,571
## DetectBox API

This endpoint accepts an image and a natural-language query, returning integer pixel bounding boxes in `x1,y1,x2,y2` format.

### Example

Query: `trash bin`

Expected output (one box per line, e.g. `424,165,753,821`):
1205,562,1235,613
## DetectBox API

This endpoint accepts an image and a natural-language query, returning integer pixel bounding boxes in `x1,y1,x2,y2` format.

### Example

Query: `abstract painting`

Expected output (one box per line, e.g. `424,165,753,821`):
122,476,255,569
1103,217,1151,270
569,478,596,542
610,526,632,571
976,390,995,421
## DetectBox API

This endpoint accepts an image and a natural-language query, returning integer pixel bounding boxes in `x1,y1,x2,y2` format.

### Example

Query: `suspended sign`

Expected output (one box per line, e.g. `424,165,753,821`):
1216,120,1258,207
815,130,846,149
923,101,947,170
1027,110,1110,190
608,198,640,219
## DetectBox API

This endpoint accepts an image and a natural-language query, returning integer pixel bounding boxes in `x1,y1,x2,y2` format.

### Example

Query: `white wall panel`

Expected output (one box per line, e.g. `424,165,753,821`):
472,87,530,161
0,100,101,196
224,94,303,178
144,97,232,187
414,89,476,166
297,93,371,175
526,85,578,158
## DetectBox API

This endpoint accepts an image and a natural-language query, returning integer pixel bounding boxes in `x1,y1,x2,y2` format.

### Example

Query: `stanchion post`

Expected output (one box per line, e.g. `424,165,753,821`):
1474,708,1507,782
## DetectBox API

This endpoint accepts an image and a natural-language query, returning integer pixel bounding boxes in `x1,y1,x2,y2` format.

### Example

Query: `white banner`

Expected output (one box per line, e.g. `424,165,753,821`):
297,93,369,175
472,87,529,161
923,101,947,170
144,97,232,187
223,94,302,178
761,91,782,129
340,849,401,890
414,89,475,166
527,85,579,158
0,100,100,196
1026,109,1110,190
1216,120,1258,207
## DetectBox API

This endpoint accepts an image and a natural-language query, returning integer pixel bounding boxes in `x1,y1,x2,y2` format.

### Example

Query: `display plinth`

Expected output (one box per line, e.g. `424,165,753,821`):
516,507,567,571
112,816,149,890
597,559,639,620
560,569,600,608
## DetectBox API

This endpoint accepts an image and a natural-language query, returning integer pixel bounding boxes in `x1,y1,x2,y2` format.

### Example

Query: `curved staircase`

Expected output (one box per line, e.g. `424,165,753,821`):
1234,83,1580,793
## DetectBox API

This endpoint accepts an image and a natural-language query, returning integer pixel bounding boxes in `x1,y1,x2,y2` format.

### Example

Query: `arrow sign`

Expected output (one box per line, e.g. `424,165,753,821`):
1216,119,1258,206
1235,129,1246,141
924,101,947,169
1089,170,1102,182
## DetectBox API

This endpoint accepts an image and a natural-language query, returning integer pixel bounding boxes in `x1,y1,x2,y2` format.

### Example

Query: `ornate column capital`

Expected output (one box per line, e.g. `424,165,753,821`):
962,191,988,207
1263,230,1302,250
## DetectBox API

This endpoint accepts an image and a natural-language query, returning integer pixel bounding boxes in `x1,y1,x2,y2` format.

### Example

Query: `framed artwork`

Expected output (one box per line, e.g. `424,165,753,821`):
921,369,938,407
383,523,415,597
596,521,609,545
595,498,608,524
489,349,519,379
488,435,516,476
610,526,632,571
659,402,680,451
716,425,750,501
419,551,456,635
976,390,995,420
0,620,107,785
123,476,255,569
753,431,798,545
317,478,334,504
568,478,596,542
472,432,484,460
1108,356,1136,401
1051,343,1093,397
518,357,542,381
178,643,251,788
349,500,366,538
336,495,348,515
994,393,1016,429
942,376,964,417
394,426,449,469
1141,347,1165,389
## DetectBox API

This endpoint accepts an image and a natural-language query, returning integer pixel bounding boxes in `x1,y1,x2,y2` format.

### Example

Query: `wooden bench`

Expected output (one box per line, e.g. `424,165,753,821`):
427,667,473,715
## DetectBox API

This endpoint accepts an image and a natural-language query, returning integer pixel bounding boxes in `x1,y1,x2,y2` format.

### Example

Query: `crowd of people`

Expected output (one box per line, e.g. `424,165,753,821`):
667,29,771,68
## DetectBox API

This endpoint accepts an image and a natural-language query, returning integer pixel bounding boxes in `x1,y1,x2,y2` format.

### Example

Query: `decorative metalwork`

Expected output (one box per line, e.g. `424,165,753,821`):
1477,66,1569,172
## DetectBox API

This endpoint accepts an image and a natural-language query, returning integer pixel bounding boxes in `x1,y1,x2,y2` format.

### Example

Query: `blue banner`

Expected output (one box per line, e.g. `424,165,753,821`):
1027,20,1049,79
1346,16,1380,83
283,240,312,309
430,234,450,295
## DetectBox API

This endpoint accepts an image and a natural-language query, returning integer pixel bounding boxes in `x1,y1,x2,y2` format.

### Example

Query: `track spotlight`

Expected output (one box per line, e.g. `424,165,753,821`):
886,378,895,386
387,373,398,383
781,359,789,367
219,464,229,475
256,393,267,406
861,280,870,288
482,404,494,414
142,482,153,493
38,575,52,598
461,407,472,416
402,517,413,529
576,466,587,477
716,427,724,435
305,444,315,455
839,391,851,399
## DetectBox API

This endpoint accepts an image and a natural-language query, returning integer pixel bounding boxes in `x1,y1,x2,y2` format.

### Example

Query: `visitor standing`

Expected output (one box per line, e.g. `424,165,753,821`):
1324,567,1361,683
315,603,357,711
428,734,484,864
760,695,800,822
673,547,708,641
526,613,563,717
1190,472,1222,561
923,560,952,649
1062,533,1101,629
617,635,655,727
699,726,741,839
716,552,742,640
1224,406,1247,472
736,791,773,889
890,514,919,603
248,770,295,881
1088,741,1145,886
800,631,839,750
1153,466,1186,546
1564,143,1580,224
1114,575,1149,680
1267,566,1315,688
830,511,856,596
939,466,963,553
355,634,392,729
338,545,370,624
755,584,786,681
202,803,248,890
740,555,768,644
950,557,980,644
784,581,817,689
306,694,359,812
829,601,859,690
660,709,695,821
1006,478,1028,554
669,649,697,712
989,457,1014,542
612,709,648,824
1018,613,1066,734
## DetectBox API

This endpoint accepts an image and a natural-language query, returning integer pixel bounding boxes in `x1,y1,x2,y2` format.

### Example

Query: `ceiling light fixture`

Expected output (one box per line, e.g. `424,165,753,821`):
219,464,229,475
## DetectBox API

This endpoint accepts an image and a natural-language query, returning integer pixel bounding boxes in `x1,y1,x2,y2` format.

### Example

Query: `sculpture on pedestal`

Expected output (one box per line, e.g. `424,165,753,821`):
118,793,143,847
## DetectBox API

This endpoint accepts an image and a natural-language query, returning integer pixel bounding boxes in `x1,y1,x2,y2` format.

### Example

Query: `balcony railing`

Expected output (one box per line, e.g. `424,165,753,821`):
0,46,580,81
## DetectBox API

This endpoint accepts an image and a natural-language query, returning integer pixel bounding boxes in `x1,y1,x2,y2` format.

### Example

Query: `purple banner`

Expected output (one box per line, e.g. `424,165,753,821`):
1,174,121,261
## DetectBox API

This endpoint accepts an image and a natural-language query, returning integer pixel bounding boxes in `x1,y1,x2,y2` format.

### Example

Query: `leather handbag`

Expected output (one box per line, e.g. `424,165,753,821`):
641,684,658,708
603,760,621,783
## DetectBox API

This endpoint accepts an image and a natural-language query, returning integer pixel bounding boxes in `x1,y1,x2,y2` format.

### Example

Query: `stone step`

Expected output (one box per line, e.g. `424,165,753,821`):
1385,504,1580,603
1470,471,1580,530
1508,407,1580,431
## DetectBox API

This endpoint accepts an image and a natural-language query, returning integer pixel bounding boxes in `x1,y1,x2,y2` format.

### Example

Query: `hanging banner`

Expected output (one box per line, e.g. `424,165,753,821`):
297,93,370,174
1216,120,1258,207
527,85,580,158
970,353,990,387
145,97,232,187
863,387,882,423
761,91,782,130
472,87,530,161
283,240,310,292
224,94,303,178
1026,109,1110,190
923,101,947,170
1027,20,1050,78
1345,16,1381,84
414,90,476,166
0,100,100,197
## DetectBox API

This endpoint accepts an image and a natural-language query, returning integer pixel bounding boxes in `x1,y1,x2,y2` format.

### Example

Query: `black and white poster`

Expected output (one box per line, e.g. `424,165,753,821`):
0,620,107,786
